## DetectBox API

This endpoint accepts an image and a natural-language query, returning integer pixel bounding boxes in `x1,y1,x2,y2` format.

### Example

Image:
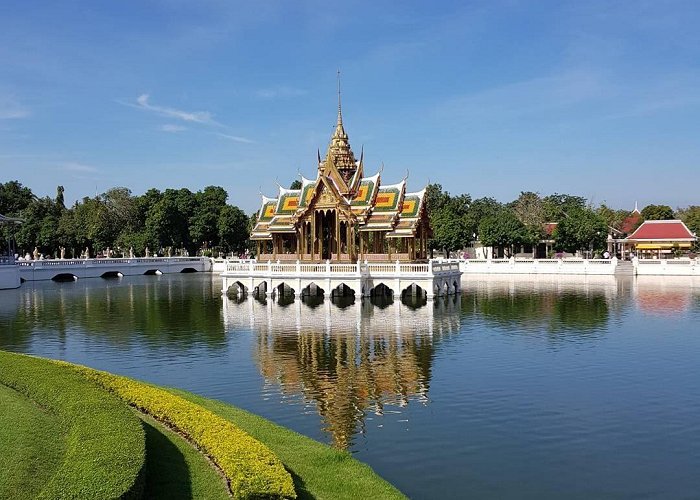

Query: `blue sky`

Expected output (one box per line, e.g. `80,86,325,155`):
1,0,699,213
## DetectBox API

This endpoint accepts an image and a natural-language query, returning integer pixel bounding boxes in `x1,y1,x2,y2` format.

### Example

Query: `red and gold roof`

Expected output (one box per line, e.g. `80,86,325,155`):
250,101,429,240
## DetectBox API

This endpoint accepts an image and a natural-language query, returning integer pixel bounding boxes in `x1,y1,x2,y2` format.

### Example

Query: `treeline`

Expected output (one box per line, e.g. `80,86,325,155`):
0,181,249,258
426,184,700,257
2,180,698,259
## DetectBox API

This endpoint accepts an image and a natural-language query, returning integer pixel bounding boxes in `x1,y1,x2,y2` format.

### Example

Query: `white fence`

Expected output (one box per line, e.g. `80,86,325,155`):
457,257,621,276
224,259,459,278
634,258,700,276
18,257,211,281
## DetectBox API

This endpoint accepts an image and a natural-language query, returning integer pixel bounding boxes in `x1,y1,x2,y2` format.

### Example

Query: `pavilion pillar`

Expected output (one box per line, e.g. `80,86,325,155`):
295,227,304,260
312,212,316,261
359,230,364,259
335,210,340,261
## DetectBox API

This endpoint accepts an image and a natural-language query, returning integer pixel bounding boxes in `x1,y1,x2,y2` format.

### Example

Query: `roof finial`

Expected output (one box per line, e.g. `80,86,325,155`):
337,69,342,126
634,200,639,213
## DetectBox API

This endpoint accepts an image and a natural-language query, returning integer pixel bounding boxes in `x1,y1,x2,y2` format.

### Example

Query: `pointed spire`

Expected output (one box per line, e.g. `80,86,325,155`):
337,69,343,126
633,201,639,213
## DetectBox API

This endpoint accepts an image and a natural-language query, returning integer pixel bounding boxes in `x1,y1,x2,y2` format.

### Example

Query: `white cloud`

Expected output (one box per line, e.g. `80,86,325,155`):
159,124,187,133
60,161,99,173
132,94,218,125
216,132,255,144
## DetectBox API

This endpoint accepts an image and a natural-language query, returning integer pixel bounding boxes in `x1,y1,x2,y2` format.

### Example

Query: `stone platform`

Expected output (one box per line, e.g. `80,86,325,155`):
221,259,462,300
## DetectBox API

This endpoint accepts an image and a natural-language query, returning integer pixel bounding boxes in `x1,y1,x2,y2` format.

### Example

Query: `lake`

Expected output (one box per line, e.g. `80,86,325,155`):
1,273,699,499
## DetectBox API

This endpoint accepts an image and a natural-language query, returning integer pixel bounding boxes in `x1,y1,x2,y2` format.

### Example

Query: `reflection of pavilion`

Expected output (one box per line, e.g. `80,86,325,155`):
222,296,461,449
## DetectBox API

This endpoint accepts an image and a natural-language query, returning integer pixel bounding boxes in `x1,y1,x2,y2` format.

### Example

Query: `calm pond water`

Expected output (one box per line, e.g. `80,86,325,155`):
1,273,700,499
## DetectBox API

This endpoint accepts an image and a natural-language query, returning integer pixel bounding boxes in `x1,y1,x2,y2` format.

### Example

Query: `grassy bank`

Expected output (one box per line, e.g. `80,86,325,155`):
0,351,145,500
172,389,407,500
0,384,66,499
137,413,230,500
1,351,406,499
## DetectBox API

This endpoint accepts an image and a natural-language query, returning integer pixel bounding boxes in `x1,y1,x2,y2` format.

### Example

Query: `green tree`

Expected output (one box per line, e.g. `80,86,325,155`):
553,207,607,255
15,196,62,255
478,208,527,257
597,203,630,231
190,186,228,250
511,191,545,251
542,193,586,222
0,180,33,216
55,185,65,210
218,205,249,255
677,206,700,250
425,184,472,257
289,180,302,190
467,197,502,240
640,204,675,221
146,188,195,253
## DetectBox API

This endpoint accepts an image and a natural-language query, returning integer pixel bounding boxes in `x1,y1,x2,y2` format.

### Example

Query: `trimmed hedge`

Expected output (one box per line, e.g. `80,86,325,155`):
172,389,408,500
0,351,145,500
63,362,296,499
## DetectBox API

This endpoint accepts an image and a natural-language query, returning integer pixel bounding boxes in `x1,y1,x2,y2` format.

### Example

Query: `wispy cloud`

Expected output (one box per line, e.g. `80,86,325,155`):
255,86,307,100
128,94,220,125
0,95,30,119
60,161,99,173
216,132,255,144
159,123,187,133
122,94,256,144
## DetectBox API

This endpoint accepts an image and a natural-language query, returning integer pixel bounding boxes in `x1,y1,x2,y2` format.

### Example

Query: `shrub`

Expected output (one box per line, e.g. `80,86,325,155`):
63,363,296,499
0,351,145,500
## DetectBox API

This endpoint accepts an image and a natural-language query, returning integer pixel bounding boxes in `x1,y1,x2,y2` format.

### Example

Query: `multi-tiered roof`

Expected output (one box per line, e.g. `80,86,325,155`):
251,93,427,241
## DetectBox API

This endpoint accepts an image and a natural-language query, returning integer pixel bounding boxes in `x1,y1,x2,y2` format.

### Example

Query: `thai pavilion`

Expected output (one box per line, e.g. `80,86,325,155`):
250,97,430,263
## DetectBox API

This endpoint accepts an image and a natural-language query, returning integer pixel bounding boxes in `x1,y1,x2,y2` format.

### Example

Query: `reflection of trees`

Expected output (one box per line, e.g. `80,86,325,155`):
0,275,225,350
464,287,611,335
255,305,446,449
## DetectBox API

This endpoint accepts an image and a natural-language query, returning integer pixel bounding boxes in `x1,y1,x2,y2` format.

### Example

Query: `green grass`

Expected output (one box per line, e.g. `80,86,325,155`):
0,351,146,500
170,389,407,500
1,351,406,500
0,384,66,499
137,413,230,500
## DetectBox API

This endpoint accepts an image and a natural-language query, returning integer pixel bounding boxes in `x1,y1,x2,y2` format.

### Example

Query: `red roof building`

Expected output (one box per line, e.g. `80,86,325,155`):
625,220,696,257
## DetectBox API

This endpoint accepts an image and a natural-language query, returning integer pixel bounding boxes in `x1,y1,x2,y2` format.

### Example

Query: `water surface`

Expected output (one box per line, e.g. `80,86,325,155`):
1,274,699,499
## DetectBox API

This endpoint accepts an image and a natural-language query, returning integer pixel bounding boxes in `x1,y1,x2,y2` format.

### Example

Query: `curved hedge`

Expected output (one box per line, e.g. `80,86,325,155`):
0,351,145,500
64,363,296,499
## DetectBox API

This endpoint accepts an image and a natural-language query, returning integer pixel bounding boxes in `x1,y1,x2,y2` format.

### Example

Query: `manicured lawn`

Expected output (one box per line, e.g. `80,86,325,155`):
0,384,66,499
1,351,406,500
137,413,230,500
171,389,407,500
0,351,145,500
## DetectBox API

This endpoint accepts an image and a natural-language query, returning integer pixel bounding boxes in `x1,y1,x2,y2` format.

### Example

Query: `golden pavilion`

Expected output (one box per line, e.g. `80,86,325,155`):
251,93,430,262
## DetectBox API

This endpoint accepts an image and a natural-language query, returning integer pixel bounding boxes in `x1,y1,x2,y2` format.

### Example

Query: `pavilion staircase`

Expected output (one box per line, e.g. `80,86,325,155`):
614,260,635,276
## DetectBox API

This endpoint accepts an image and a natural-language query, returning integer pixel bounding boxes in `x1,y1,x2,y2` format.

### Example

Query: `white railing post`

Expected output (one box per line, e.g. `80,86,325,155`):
395,259,401,275
296,259,300,274
356,260,361,275
325,259,330,274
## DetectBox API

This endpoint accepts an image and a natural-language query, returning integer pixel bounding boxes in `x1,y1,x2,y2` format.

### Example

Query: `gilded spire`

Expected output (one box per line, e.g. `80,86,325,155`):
322,70,357,187
337,69,342,125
